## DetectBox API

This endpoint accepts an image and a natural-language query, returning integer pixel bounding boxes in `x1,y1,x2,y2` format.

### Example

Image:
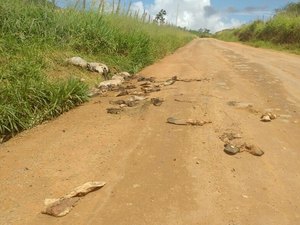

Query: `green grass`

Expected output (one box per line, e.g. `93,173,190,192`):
214,2,300,54
0,0,195,140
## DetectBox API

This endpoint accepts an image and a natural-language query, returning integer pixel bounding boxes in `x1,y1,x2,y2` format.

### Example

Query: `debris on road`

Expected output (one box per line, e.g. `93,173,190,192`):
163,76,177,86
244,144,264,156
261,112,277,122
219,132,242,143
42,181,105,217
174,98,195,103
223,141,264,157
87,62,109,77
98,79,123,89
167,117,211,126
88,88,101,98
107,108,123,114
67,57,88,68
137,76,156,82
224,144,240,155
175,77,210,82
141,86,161,93
151,98,164,106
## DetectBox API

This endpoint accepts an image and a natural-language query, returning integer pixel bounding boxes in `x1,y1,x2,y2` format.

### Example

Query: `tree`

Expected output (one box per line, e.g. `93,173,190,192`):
154,9,167,25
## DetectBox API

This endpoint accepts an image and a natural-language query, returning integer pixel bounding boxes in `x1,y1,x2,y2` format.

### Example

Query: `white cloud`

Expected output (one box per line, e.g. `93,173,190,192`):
130,0,242,32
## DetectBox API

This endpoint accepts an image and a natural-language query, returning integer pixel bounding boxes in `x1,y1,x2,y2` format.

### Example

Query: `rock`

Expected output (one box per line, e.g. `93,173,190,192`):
151,98,164,106
43,197,80,217
112,75,125,82
261,112,277,122
98,79,123,89
67,57,87,68
65,181,106,198
224,144,240,155
107,108,122,114
245,144,264,156
261,115,271,122
167,117,211,126
42,181,105,217
87,62,109,77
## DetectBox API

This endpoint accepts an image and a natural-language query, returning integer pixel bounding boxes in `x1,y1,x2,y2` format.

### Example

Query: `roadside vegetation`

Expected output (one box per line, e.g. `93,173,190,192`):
0,0,195,141
215,2,300,54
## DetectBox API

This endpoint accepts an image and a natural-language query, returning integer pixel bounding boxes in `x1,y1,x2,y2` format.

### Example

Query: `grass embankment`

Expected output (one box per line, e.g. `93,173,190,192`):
215,2,300,54
0,0,195,140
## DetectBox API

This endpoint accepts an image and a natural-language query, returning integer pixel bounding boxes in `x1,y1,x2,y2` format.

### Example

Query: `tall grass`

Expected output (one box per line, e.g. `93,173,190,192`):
0,0,195,140
214,2,300,52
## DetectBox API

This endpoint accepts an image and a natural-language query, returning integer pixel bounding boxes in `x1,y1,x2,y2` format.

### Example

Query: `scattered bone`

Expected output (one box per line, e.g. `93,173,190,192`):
107,108,123,114
219,132,242,143
88,88,101,97
87,62,109,76
98,79,123,89
129,91,145,96
137,76,155,82
142,86,161,93
261,112,277,122
112,75,125,82
151,98,164,106
42,181,105,217
67,57,88,68
174,99,195,103
140,81,153,87
115,89,129,97
110,100,126,105
163,76,177,86
129,96,147,101
117,72,131,79
167,117,211,126
123,84,137,89
224,144,240,155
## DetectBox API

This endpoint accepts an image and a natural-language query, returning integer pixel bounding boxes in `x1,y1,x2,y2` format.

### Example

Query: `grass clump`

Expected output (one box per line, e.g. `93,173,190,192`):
0,0,195,140
214,2,300,53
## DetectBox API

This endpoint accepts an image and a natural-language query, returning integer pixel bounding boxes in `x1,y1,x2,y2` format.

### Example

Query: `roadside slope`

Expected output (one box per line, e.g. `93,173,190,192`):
0,38,300,225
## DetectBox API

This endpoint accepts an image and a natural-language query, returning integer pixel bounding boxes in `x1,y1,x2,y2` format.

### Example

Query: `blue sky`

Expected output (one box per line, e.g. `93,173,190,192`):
56,0,299,32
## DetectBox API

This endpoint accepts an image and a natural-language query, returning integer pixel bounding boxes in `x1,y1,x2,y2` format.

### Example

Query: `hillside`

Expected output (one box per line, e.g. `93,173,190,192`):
215,2,300,53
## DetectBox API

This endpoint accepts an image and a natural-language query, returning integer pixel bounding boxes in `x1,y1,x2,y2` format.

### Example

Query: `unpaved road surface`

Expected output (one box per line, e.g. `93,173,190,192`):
1,39,300,225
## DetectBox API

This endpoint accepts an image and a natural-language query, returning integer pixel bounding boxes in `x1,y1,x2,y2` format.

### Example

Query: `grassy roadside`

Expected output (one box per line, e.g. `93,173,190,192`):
0,0,195,141
214,2,300,55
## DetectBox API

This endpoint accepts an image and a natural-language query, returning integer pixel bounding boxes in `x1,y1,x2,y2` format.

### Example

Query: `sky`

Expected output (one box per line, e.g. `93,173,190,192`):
56,0,299,32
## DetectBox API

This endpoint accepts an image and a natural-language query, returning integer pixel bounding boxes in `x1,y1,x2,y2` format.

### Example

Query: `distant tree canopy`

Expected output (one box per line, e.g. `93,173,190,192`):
276,2,300,17
154,9,167,24
188,28,211,37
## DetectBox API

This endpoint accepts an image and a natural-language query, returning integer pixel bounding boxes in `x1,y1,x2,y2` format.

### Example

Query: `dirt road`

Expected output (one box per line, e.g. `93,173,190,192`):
1,38,300,225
